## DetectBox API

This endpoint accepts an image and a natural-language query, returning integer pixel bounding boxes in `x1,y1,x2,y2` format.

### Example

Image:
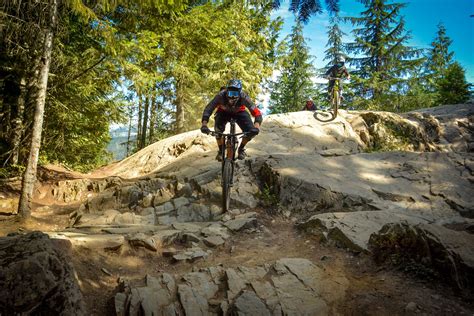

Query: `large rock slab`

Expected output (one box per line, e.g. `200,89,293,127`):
49,232,125,250
115,274,179,315
256,151,473,218
298,210,432,252
0,232,86,315
369,223,474,294
115,258,347,316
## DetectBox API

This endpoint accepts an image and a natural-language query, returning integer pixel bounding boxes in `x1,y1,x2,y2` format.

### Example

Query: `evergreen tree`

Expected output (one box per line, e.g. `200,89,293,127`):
322,14,352,106
345,0,422,109
426,23,454,84
436,62,470,105
2,0,190,218
269,20,317,113
161,1,281,133
323,15,346,68
273,0,339,22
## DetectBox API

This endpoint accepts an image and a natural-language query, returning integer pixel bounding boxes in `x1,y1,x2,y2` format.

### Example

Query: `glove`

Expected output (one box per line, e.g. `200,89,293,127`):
200,126,211,135
249,127,259,136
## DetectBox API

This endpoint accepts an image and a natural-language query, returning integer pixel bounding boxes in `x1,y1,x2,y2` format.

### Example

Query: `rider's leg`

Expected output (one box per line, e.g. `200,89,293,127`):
235,111,255,159
214,112,229,161
328,81,335,102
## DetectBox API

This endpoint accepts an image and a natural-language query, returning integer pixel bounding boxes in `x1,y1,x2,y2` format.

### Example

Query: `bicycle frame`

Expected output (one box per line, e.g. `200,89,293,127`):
314,77,342,122
211,119,246,163
328,77,342,118
209,119,249,211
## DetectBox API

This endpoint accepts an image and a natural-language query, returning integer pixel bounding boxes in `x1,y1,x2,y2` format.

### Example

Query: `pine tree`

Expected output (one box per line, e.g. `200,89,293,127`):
269,20,317,113
345,0,422,109
322,14,351,106
273,0,339,22
426,23,454,83
323,15,346,68
424,22,455,104
436,62,470,105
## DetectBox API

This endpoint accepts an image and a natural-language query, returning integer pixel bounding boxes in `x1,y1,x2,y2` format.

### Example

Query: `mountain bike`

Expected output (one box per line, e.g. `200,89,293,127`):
314,77,342,122
209,119,250,212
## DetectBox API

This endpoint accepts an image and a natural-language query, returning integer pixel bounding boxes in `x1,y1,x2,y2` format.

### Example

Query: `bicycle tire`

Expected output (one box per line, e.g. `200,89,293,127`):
334,89,340,118
222,159,233,212
331,85,339,118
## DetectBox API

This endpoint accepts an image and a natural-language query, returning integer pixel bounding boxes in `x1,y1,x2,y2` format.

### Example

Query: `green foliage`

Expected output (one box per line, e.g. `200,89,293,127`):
39,14,126,171
436,62,471,105
269,20,317,114
258,183,279,207
161,1,282,130
0,164,25,179
345,0,423,109
324,15,346,68
425,23,454,85
105,0,282,140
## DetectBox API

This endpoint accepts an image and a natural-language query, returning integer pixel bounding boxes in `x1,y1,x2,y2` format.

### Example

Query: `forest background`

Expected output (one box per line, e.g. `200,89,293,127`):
1,0,472,217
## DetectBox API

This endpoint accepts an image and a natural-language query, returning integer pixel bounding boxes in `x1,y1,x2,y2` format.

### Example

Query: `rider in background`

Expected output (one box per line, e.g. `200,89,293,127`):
302,98,317,111
324,56,351,100
200,79,262,161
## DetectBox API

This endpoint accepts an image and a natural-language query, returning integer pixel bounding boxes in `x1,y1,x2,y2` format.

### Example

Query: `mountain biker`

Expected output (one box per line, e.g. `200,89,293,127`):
200,79,262,161
302,99,317,111
324,56,350,100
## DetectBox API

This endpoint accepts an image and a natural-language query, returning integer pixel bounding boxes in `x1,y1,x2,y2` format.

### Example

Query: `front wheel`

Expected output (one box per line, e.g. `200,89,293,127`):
222,159,233,212
332,88,340,118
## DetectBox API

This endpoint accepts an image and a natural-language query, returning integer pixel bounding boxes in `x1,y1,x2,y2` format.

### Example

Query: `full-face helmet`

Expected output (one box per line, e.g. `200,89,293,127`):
337,56,345,67
226,79,242,106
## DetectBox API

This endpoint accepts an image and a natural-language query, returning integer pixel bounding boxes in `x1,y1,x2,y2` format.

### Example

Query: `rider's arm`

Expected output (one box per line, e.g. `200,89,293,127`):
343,67,350,80
324,65,336,78
242,94,263,126
201,94,221,125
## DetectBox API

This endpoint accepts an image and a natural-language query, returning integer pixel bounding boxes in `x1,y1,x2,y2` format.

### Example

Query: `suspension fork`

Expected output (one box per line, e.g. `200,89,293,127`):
226,120,237,160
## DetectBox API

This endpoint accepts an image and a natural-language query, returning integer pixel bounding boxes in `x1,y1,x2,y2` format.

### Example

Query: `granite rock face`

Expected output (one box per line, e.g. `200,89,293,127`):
0,232,86,315
369,223,474,294
115,258,348,316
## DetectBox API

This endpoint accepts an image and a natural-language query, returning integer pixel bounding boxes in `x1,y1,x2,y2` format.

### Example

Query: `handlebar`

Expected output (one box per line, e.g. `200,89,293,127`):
209,130,250,137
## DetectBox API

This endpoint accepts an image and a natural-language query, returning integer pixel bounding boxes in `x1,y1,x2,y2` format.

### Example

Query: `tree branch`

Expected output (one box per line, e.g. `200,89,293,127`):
49,55,107,90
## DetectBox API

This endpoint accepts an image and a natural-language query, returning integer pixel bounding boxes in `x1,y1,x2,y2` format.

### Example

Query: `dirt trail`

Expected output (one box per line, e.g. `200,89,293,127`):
1,196,472,315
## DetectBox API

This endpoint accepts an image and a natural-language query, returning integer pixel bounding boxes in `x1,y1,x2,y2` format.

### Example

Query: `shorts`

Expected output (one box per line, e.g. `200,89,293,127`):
214,110,255,139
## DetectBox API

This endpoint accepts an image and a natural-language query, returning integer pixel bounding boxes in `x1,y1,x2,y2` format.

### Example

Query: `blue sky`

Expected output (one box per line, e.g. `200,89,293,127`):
271,0,474,82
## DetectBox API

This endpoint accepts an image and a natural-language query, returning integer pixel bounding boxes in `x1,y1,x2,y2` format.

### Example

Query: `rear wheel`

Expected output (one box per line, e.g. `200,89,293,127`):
222,159,233,212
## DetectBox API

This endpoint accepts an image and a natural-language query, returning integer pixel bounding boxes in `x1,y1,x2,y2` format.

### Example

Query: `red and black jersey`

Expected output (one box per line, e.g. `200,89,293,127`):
325,65,349,79
201,90,263,124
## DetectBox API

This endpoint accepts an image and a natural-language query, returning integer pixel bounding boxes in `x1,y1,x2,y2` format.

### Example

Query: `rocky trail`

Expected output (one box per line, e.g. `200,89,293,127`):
0,104,473,315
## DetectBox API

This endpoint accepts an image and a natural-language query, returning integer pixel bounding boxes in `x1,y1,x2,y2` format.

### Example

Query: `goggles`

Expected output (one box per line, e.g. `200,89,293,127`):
227,90,240,98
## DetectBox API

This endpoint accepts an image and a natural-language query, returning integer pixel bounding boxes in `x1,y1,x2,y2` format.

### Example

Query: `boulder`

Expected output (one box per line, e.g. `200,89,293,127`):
369,223,474,294
115,258,348,316
0,232,86,315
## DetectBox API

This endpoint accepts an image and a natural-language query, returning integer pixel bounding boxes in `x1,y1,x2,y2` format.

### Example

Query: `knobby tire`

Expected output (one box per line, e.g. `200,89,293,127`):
222,159,233,212
333,88,340,119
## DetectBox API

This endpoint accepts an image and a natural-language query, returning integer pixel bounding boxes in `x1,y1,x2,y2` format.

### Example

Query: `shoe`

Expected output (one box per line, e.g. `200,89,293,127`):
237,148,247,160
216,151,223,162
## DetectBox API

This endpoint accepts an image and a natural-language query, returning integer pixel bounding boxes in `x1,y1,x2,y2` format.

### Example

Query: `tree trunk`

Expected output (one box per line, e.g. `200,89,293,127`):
18,0,57,219
175,79,185,134
141,95,149,148
126,103,133,157
137,94,143,149
148,94,157,144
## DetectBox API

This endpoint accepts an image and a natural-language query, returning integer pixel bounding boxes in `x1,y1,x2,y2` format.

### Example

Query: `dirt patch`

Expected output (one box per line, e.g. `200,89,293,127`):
60,214,474,315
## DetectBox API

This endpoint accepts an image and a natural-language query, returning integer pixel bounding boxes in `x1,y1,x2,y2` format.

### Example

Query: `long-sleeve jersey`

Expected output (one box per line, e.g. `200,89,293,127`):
201,90,263,124
325,65,349,79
